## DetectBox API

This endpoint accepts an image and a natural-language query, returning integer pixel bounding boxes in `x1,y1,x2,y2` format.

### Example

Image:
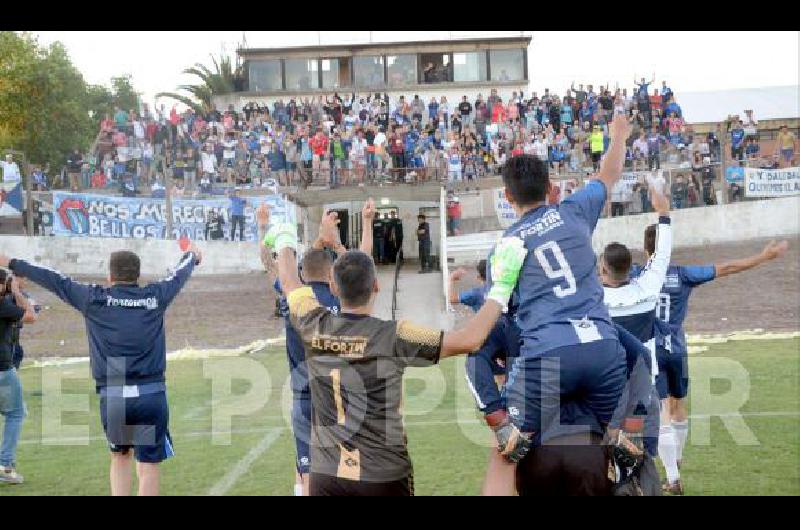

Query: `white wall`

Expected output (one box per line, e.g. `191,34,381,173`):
0,236,264,277
446,196,800,264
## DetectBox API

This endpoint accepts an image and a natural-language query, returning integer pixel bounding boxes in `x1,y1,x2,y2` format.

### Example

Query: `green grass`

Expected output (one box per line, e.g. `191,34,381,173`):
3,338,798,495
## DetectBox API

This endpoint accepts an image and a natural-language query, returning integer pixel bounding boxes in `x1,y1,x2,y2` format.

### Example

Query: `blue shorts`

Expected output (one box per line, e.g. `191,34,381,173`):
99,388,173,464
286,324,312,474
655,347,689,399
465,320,519,414
292,392,312,474
505,339,626,434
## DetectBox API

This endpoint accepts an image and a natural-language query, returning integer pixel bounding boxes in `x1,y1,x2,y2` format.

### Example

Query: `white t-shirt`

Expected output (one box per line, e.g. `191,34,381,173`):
201,152,217,173
533,139,548,160
1,161,21,182
374,132,387,149
133,120,145,139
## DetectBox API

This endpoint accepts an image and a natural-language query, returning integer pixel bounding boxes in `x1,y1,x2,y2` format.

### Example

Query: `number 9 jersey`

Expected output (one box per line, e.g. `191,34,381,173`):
501,179,618,357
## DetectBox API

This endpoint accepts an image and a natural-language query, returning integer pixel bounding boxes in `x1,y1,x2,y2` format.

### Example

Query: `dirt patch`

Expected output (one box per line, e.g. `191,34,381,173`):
451,236,800,335
19,271,284,360
17,237,799,361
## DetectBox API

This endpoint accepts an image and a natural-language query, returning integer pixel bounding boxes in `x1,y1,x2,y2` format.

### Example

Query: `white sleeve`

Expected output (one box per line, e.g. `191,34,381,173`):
633,220,672,300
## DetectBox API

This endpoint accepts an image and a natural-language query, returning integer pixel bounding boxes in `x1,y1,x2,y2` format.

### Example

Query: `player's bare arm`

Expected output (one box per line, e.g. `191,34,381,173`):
714,240,789,278
359,198,376,256
448,268,466,305
597,112,633,192
441,237,527,358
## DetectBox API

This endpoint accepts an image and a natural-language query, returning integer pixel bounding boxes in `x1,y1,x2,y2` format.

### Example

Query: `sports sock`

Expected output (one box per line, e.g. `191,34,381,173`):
673,420,689,463
294,483,304,497
658,424,680,483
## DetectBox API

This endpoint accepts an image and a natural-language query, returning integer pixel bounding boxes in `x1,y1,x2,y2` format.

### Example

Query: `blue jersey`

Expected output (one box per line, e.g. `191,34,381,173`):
648,264,715,354
502,179,617,356
10,254,196,388
731,128,745,149
274,279,341,388
459,286,485,313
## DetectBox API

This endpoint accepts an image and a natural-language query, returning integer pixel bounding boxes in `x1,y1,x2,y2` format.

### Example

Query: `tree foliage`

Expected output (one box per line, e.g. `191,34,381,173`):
0,31,140,172
157,54,244,114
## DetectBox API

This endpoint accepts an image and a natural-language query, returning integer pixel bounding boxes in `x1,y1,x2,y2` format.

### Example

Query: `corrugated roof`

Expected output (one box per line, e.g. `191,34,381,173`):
681,85,799,123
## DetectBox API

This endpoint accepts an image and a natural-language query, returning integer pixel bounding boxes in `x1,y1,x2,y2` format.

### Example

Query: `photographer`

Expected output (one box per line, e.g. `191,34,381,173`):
204,211,225,241
0,269,37,485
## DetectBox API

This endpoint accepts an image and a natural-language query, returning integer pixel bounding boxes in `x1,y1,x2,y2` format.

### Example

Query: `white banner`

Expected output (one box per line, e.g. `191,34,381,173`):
493,188,517,229
745,167,800,197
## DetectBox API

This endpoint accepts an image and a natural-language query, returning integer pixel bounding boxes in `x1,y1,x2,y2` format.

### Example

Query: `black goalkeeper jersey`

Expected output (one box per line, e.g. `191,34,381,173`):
288,286,442,482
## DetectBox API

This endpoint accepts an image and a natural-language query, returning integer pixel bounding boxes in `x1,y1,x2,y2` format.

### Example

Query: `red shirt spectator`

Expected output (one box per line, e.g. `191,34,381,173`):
101,116,114,134
146,121,158,143
447,199,462,220
492,104,507,124
650,92,663,112
169,107,179,126
310,132,329,156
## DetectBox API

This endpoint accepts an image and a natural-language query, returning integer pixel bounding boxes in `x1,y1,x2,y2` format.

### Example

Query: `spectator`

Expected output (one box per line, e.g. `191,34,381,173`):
632,132,649,171
730,120,746,161
743,109,758,140
590,125,604,172
228,188,248,241
671,174,688,209
1,155,21,184
66,149,84,192
204,211,225,241
776,125,797,168
646,127,666,170
416,213,432,274
459,96,473,128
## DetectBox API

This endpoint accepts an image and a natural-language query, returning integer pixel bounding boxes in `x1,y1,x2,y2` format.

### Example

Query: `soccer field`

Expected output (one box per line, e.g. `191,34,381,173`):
4,337,799,496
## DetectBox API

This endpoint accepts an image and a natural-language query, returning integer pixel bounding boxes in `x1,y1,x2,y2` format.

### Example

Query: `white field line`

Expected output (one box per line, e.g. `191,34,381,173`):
207,428,283,496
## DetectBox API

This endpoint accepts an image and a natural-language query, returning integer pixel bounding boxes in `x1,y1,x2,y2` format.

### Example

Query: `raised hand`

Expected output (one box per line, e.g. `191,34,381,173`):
362,198,377,221
649,188,670,217
608,112,633,141
761,240,789,260
319,211,341,248
450,267,466,281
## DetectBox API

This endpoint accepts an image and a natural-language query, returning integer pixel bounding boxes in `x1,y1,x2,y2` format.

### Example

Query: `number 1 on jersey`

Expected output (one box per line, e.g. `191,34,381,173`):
534,241,577,298
330,368,346,425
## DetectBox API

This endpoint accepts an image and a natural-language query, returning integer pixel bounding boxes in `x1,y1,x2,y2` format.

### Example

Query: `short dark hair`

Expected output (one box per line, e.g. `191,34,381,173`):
476,259,487,282
302,249,334,281
501,154,551,206
333,251,376,307
644,224,657,255
602,243,632,281
109,251,141,283
417,214,426,219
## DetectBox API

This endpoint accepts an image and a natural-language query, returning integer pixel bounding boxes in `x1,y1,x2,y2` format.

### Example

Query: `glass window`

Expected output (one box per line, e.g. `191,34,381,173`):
321,58,352,89
387,54,417,87
489,49,525,82
285,59,319,90
453,52,487,83
248,60,282,92
354,55,385,89
420,53,452,84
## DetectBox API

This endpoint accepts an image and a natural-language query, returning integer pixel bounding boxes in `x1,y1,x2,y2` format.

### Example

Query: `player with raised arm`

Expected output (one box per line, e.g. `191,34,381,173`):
635,231,789,494
482,114,634,496
263,215,527,496
266,200,376,496
0,245,202,496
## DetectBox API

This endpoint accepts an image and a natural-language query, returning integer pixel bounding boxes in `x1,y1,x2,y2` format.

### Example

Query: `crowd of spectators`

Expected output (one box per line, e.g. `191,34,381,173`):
9,76,796,209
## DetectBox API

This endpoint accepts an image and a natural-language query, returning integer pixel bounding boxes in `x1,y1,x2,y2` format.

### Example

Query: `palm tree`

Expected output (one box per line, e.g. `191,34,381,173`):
157,54,244,113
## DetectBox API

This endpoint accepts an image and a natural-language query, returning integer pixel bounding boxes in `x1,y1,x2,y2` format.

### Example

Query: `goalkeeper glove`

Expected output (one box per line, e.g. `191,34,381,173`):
263,223,299,253
487,236,528,310
485,410,532,464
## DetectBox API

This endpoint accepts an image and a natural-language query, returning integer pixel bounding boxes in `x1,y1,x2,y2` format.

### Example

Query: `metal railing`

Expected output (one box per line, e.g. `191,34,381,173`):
390,251,404,321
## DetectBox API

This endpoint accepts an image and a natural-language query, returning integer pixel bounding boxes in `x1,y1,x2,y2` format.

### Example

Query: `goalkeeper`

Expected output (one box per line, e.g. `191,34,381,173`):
263,217,530,496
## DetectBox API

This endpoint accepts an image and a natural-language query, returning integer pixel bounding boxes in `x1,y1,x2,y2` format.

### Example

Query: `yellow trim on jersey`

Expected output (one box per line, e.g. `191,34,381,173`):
287,286,320,317
397,320,441,347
